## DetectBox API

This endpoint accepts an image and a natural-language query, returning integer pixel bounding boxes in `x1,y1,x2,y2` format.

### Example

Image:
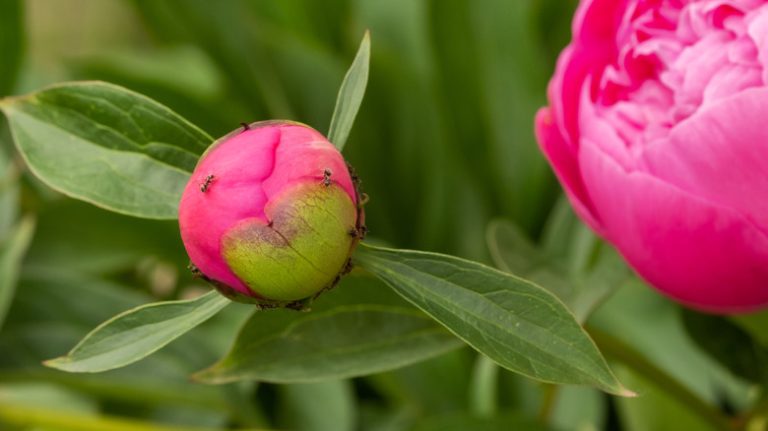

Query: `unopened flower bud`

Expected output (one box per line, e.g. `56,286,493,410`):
179,121,363,305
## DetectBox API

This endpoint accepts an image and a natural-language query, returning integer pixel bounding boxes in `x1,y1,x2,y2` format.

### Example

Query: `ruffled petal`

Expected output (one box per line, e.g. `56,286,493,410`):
642,87,768,234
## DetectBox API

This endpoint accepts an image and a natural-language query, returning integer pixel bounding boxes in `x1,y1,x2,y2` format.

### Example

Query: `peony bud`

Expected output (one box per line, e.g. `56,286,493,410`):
536,1,768,313
179,121,364,305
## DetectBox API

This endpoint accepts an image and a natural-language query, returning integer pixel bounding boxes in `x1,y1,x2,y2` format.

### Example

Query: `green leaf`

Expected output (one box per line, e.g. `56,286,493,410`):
194,304,462,384
44,290,230,373
0,0,24,96
682,309,768,386
354,244,632,396
278,380,355,431
413,411,553,431
327,31,370,151
0,81,212,219
486,219,627,323
0,217,34,330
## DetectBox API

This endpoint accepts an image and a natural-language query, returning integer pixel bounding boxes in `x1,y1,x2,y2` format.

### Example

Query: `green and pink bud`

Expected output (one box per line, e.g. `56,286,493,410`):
178,121,364,305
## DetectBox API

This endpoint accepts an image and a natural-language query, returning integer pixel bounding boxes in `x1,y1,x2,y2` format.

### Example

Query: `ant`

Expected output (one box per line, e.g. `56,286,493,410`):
322,168,332,187
200,174,215,192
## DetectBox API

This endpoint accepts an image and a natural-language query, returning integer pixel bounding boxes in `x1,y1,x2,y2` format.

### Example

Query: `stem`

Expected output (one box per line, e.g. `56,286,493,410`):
468,354,499,417
537,384,559,424
587,326,734,431
0,403,271,431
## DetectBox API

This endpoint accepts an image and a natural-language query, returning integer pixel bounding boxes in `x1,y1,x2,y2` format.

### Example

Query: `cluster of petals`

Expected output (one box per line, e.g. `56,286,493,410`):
536,0,768,312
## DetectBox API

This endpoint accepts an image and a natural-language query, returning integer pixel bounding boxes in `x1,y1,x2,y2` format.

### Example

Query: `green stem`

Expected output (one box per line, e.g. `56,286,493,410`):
468,354,499,417
537,384,559,424
0,403,271,431
587,326,735,431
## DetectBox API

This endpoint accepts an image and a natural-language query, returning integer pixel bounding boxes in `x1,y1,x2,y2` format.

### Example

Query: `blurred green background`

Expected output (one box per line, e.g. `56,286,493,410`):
1,0,765,430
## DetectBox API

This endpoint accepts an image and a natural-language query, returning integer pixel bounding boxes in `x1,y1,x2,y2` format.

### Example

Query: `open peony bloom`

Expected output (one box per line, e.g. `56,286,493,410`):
536,0,768,313
179,121,363,304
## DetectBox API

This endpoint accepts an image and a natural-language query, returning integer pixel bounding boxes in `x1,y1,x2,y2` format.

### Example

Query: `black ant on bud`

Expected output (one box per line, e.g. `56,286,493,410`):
200,174,215,192
322,168,332,187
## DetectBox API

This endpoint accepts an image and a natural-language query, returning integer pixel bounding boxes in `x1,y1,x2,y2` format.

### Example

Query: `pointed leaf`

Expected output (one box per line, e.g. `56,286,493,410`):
45,290,230,373
195,304,462,384
327,31,370,151
354,244,632,396
0,81,212,219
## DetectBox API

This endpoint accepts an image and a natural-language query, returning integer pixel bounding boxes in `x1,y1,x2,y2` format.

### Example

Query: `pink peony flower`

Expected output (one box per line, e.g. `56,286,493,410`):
179,121,363,304
536,0,768,312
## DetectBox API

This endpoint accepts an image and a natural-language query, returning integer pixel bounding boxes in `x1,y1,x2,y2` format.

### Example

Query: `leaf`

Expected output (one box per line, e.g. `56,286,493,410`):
278,380,355,431
194,304,462,384
354,244,632,396
44,290,230,373
327,31,370,151
486,219,627,323
413,411,553,431
24,200,183,275
681,309,768,386
0,81,212,219
0,217,34,330
0,0,24,96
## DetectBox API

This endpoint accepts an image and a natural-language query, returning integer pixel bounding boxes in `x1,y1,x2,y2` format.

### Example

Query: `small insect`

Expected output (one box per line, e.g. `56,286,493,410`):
358,193,370,206
240,122,250,131
187,263,202,278
348,228,359,238
200,174,215,192
322,168,332,187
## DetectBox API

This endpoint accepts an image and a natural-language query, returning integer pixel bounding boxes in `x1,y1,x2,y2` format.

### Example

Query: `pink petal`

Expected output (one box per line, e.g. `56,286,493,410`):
642,87,768,234
535,108,604,234
580,140,768,313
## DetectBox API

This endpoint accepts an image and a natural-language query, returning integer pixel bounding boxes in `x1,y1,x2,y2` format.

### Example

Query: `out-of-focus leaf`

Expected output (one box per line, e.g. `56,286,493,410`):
0,0,23,96
487,219,627,323
195,304,462,384
278,380,355,431
682,309,768,385
1,82,211,219
328,31,370,151
0,217,34,330
68,46,247,137
131,0,293,119
24,200,183,275
354,244,632,395
731,311,768,348
549,386,606,431
45,290,230,373
469,0,555,231
0,383,97,415
0,270,255,425
413,411,553,431
0,122,20,241
590,280,754,413
615,366,718,431
468,355,499,417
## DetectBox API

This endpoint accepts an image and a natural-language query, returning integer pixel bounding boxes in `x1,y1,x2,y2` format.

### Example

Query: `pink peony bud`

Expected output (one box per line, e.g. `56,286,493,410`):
536,0,768,313
179,121,363,305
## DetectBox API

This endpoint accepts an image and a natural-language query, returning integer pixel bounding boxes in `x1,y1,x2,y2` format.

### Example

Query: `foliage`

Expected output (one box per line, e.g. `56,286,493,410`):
0,1,765,431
